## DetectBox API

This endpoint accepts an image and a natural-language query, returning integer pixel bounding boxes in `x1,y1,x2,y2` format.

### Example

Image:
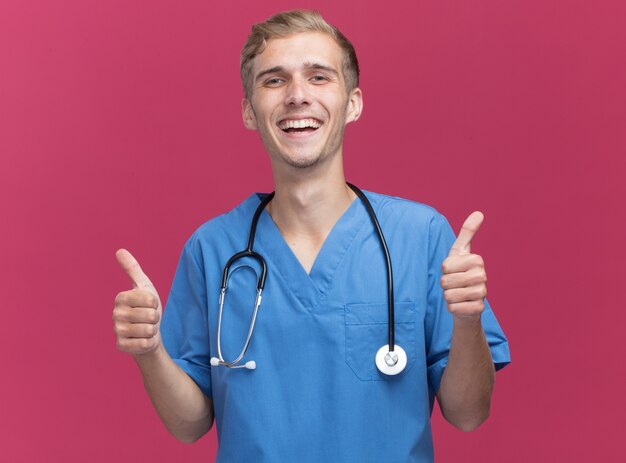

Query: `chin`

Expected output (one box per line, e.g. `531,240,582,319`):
281,151,326,169
285,157,322,169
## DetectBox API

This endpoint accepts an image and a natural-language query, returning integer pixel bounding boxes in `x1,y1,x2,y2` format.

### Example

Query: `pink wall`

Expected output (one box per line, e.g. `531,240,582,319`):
1,0,623,461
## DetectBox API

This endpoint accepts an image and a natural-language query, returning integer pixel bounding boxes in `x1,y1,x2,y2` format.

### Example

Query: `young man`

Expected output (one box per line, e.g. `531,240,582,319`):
113,10,510,462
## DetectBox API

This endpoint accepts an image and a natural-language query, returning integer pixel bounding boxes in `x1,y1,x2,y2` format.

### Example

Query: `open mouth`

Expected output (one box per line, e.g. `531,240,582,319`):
278,118,322,134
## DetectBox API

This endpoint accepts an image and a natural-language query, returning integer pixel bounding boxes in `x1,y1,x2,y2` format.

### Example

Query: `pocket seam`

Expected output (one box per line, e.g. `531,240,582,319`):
344,302,417,381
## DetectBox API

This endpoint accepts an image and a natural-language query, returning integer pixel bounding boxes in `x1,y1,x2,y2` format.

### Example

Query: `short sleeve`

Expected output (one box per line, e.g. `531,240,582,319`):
424,214,510,397
161,236,212,398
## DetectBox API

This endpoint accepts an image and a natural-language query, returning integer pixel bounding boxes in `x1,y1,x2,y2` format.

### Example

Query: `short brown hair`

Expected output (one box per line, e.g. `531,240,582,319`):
240,10,360,99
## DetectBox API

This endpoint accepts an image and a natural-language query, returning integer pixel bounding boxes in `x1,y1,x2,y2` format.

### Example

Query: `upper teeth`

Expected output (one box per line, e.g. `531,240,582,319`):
279,119,321,130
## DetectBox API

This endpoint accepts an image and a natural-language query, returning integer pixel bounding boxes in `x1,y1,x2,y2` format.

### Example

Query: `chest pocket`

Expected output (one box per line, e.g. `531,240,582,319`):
345,302,417,381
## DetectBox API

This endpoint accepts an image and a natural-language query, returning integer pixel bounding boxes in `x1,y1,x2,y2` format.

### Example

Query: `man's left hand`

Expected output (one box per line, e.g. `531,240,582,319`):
440,212,487,320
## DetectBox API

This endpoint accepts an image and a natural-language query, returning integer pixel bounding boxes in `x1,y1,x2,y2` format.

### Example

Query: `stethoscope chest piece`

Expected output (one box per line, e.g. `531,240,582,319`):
375,344,407,375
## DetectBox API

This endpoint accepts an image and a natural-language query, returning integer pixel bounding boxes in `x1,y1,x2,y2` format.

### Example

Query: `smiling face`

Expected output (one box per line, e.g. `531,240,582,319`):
242,32,362,172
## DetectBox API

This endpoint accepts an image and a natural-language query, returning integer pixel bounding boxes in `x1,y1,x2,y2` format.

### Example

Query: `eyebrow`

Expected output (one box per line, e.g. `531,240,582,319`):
254,62,339,83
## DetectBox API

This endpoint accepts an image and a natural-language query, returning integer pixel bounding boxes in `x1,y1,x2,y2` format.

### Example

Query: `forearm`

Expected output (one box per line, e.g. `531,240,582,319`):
134,344,214,443
437,316,495,431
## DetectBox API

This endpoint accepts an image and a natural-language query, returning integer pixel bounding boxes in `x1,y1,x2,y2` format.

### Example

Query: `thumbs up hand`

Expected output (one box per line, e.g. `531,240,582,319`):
113,249,163,355
440,212,488,320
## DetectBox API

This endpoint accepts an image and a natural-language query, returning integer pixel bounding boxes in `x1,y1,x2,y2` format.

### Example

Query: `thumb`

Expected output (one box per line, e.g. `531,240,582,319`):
116,249,154,289
448,211,484,256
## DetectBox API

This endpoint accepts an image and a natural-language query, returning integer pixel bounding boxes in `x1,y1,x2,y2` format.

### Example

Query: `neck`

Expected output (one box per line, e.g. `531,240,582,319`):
267,155,356,239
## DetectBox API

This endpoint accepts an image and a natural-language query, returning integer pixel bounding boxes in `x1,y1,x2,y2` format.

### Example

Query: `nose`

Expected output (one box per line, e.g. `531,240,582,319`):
285,77,311,106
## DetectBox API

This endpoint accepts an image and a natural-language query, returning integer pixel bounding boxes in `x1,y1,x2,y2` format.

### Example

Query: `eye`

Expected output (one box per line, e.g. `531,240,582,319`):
310,75,329,83
264,77,284,87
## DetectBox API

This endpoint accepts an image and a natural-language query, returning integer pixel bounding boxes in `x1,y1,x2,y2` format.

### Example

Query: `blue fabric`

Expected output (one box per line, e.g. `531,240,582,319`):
161,191,510,463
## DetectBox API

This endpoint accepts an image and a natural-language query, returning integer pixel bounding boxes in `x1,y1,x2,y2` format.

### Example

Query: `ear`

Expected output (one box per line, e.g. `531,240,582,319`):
345,87,363,124
242,98,258,130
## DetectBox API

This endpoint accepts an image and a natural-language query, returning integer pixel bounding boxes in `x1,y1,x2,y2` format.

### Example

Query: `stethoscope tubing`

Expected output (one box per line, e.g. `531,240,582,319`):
346,183,395,351
219,191,274,292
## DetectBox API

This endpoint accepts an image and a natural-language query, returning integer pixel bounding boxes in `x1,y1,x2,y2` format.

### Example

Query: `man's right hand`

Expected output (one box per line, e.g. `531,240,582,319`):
113,249,162,356
112,249,214,442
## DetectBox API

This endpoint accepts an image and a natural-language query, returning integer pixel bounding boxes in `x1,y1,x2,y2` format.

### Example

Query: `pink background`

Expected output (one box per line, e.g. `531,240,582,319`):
1,0,623,461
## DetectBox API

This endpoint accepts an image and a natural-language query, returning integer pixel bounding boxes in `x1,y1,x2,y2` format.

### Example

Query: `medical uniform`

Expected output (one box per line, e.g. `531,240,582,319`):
161,191,510,463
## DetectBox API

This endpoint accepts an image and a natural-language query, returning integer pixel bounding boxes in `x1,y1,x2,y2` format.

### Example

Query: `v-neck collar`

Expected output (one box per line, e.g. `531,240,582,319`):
254,193,367,310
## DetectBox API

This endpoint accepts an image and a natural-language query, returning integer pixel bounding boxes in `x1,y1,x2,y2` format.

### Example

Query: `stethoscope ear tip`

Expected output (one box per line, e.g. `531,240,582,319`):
210,357,220,367
245,360,256,370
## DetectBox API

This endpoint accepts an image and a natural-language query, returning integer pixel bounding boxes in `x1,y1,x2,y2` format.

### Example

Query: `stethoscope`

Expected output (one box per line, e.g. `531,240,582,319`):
210,183,407,376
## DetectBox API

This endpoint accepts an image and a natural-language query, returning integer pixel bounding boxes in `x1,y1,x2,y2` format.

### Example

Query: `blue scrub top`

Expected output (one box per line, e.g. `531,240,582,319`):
162,191,510,463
